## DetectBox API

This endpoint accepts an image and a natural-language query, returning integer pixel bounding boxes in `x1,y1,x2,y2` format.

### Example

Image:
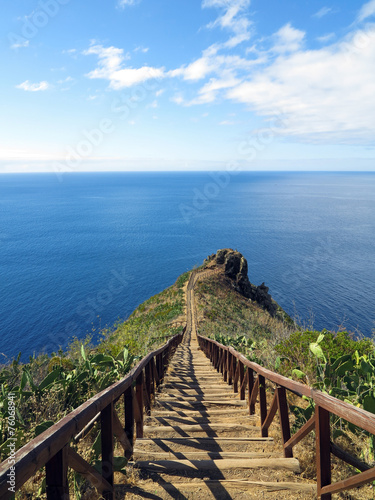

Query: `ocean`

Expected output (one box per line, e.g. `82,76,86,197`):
1,171,374,362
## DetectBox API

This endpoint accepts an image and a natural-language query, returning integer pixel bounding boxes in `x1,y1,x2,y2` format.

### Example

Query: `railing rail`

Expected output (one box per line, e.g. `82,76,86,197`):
197,334,375,499
0,329,185,500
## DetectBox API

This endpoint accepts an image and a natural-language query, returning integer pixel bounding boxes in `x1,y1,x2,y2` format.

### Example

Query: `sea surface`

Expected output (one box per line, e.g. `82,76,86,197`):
1,171,374,362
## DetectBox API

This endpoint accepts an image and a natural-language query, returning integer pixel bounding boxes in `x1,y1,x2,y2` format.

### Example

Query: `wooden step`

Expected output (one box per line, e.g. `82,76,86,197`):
132,451,278,460
152,408,250,416
125,479,316,495
132,458,300,473
157,398,247,406
143,423,259,434
137,437,273,444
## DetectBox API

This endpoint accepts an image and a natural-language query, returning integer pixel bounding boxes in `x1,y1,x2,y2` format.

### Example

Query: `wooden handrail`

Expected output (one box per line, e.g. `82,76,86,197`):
197,333,375,499
0,328,185,499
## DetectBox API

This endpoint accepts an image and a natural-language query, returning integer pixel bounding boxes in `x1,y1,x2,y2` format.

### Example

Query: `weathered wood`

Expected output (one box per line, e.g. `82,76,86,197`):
277,387,292,458
261,391,278,435
101,402,114,500
124,386,134,459
132,451,278,460
45,445,69,500
135,372,144,439
73,412,100,443
0,331,184,497
137,436,274,443
284,415,315,451
330,442,371,472
233,357,238,393
259,375,268,437
239,362,245,400
143,423,258,433
320,465,375,495
112,410,132,454
133,458,300,473
248,369,255,415
316,406,331,499
67,447,113,494
129,479,316,494
144,362,152,415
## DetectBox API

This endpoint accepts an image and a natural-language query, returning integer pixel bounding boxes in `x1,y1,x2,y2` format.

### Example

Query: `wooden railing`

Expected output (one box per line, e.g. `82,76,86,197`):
197,334,375,500
0,329,185,500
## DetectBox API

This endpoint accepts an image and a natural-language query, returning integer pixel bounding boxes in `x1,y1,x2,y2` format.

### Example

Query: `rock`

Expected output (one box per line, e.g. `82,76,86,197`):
215,249,277,316
216,249,229,265
204,253,216,264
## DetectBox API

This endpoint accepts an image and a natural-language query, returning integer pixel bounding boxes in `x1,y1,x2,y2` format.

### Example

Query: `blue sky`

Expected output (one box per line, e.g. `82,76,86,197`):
1,0,375,172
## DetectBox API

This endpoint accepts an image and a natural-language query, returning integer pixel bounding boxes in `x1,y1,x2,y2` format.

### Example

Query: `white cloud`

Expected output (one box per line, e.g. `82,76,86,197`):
203,0,252,48
171,95,184,105
219,120,235,125
148,100,158,108
84,44,165,88
11,40,29,50
357,0,375,22
16,80,49,92
313,7,333,19
155,89,165,96
227,30,375,142
134,46,149,53
317,33,335,43
118,0,140,7
272,23,305,53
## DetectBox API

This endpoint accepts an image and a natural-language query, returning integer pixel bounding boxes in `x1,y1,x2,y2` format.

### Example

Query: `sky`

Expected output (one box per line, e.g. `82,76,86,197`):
1,0,375,172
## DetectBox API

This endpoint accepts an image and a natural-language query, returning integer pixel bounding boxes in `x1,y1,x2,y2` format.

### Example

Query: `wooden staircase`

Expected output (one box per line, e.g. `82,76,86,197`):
124,311,316,499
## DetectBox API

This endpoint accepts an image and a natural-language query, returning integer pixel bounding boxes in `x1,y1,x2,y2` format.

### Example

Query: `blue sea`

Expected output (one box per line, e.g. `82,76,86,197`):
1,171,374,362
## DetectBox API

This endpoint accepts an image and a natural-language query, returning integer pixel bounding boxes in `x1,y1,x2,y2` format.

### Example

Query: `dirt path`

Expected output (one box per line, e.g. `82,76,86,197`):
120,270,316,499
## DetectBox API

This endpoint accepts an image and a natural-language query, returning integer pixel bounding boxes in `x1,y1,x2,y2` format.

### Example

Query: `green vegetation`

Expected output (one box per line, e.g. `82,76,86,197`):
195,268,375,487
0,270,189,473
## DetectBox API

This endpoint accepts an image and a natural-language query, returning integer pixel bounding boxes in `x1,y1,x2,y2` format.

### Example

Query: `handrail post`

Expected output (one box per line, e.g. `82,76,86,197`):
277,387,292,458
45,445,69,499
239,362,245,400
223,350,228,382
259,375,267,436
101,402,114,500
248,369,255,415
145,362,152,416
233,357,238,393
124,386,134,459
228,352,232,385
136,372,144,438
150,358,155,397
316,406,331,499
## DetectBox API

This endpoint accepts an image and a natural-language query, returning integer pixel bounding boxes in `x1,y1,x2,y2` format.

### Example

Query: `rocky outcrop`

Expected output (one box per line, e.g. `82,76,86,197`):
215,249,277,316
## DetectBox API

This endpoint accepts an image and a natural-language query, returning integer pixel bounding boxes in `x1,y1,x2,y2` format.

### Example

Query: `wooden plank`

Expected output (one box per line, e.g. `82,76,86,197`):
101,403,114,500
239,362,245,400
316,406,331,499
132,451,278,460
248,371,257,415
152,408,249,416
45,445,69,500
0,331,183,496
133,458,300,473
261,391,278,434
136,372,144,439
143,423,259,433
259,375,268,437
277,387,292,458
137,437,274,443
284,415,315,451
330,442,371,472
112,410,132,454
67,447,112,494
320,465,375,496
124,386,134,459
128,479,316,494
